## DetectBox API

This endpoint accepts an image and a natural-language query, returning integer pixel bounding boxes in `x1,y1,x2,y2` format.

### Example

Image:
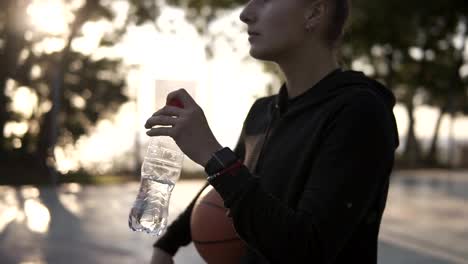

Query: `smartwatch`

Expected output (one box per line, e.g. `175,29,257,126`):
204,147,240,176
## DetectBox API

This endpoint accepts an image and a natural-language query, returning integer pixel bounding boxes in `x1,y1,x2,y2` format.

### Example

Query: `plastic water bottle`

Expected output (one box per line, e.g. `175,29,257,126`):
128,99,185,236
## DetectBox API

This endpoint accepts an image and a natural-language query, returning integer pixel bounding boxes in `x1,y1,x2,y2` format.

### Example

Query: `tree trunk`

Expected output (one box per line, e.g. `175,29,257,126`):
34,0,97,183
36,109,54,177
403,98,422,168
403,34,430,168
0,76,8,157
0,1,27,157
424,105,447,166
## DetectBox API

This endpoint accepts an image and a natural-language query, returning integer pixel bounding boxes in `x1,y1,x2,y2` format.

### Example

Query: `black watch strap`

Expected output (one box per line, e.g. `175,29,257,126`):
204,147,239,175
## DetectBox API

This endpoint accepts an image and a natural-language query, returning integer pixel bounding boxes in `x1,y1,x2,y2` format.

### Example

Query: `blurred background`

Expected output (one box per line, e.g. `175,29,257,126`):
0,0,467,263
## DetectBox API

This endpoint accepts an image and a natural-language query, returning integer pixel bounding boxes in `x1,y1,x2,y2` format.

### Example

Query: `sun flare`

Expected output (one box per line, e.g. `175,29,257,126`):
26,0,72,35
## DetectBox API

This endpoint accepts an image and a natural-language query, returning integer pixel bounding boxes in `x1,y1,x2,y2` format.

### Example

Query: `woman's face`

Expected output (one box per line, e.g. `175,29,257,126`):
240,0,319,62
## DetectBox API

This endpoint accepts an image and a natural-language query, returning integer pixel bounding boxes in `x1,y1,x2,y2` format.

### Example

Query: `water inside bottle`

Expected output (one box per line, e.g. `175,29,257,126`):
128,136,183,236
141,156,182,183
128,177,175,236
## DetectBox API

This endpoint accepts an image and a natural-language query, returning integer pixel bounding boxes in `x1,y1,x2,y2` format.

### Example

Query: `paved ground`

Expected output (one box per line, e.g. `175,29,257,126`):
0,169,467,264
379,170,468,264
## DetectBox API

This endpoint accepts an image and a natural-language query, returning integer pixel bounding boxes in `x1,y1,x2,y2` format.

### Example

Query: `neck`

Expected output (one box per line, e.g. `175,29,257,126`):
277,44,339,100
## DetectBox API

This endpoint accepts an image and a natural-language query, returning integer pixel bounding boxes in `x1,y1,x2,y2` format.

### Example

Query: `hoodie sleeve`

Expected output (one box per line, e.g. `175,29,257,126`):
208,92,397,263
153,122,247,256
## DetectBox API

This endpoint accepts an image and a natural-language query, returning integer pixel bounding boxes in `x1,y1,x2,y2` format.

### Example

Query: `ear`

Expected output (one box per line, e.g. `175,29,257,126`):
304,0,326,31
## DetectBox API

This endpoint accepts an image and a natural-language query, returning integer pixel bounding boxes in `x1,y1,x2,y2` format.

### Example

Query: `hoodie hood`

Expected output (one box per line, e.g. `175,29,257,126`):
275,69,396,115
274,69,400,148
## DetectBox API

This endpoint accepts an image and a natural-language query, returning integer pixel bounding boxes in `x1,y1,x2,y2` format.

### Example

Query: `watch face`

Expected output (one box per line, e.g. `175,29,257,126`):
205,147,238,175
216,148,239,167
206,158,223,174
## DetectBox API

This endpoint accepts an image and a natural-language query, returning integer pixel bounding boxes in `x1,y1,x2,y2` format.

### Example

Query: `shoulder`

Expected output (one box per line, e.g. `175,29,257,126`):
241,95,276,133
246,94,276,118
338,85,389,115
320,85,392,134
253,94,276,108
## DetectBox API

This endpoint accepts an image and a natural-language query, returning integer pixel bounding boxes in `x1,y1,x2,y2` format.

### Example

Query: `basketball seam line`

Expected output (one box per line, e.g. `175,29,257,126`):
200,201,226,211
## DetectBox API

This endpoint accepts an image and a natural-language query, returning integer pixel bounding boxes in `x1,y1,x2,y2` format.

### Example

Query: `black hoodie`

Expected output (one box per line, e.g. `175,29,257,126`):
154,68,400,264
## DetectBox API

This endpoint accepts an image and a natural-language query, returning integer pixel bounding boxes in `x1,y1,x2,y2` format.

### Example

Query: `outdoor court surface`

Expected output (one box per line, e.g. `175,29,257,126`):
0,170,467,263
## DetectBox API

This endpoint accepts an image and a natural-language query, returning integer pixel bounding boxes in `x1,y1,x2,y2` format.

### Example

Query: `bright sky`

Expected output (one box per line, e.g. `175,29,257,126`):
9,1,468,174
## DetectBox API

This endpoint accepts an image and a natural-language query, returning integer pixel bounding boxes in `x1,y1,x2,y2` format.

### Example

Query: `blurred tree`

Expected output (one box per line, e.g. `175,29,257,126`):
347,0,468,167
2,0,467,183
419,8,467,166
0,0,28,159
0,0,160,183
346,0,428,167
164,0,243,58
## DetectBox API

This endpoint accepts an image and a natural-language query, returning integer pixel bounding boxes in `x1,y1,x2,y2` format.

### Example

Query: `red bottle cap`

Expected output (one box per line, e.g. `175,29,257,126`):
168,98,184,109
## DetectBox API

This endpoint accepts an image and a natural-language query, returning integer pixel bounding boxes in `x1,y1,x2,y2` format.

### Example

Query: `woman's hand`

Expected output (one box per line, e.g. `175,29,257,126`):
150,247,174,264
145,88,223,167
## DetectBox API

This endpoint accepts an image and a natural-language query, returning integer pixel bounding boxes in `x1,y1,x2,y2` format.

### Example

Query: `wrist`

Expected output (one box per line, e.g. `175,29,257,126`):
201,141,223,167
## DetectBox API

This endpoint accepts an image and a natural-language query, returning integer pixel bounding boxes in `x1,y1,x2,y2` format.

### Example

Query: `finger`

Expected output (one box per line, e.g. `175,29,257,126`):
145,115,177,129
151,105,183,117
167,88,196,108
167,98,184,108
146,127,173,137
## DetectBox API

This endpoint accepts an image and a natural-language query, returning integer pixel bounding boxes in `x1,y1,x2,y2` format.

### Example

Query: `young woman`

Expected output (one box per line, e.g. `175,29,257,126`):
146,0,399,263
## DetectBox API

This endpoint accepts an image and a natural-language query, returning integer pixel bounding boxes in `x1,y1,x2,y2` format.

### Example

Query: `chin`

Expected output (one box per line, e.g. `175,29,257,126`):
249,46,278,62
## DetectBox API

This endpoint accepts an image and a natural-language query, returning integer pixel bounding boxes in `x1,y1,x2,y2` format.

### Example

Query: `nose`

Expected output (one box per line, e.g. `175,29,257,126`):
239,1,255,25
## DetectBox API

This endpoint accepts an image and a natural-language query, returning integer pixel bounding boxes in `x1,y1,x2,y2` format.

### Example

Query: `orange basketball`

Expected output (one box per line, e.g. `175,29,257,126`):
190,185,246,264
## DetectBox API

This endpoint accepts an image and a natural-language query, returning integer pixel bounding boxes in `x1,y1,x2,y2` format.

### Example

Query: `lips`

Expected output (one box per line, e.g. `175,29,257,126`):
248,30,260,36
248,35,258,42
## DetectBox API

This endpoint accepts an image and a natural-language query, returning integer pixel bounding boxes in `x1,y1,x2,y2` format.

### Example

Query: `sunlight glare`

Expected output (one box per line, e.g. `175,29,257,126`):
61,183,82,193
31,65,42,79
72,20,112,55
33,37,67,54
13,138,22,149
21,186,40,199
0,187,20,232
460,64,468,78
12,87,37,118
4,122,29,137
27,0,72,35
24,199,51,234
352,57,375,76
59,193,83,217
54,146,80,173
